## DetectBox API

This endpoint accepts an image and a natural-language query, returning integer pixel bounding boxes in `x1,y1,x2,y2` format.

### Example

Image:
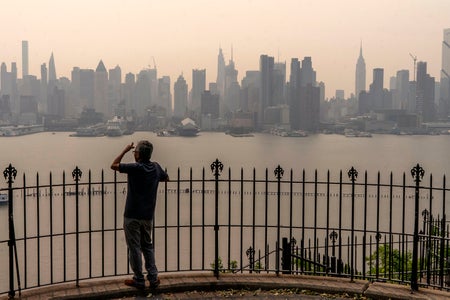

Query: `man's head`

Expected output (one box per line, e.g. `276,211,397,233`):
134,140,153,162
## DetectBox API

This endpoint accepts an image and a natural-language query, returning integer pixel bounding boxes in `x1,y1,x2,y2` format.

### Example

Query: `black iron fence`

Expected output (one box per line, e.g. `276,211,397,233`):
0,160,449,298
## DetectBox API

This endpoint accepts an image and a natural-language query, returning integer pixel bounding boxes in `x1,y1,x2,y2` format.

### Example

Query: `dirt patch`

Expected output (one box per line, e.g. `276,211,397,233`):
117,288,368,299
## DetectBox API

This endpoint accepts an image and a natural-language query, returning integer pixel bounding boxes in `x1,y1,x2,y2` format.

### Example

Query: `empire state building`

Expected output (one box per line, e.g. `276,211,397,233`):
355,43,366,100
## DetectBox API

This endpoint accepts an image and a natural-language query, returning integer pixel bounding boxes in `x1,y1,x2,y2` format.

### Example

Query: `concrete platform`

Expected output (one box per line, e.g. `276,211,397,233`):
1,272,449,300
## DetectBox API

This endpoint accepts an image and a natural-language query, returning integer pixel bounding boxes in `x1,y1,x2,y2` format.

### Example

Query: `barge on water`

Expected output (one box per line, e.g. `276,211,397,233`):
0,124,44,136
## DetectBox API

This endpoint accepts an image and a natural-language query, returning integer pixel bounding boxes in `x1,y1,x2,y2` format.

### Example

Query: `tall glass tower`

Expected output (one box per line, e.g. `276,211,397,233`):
440,28,450,117
22,41,29,78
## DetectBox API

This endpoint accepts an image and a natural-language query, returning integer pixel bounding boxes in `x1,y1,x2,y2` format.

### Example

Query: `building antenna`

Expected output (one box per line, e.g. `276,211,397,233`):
409,53,417,82
231,44,233,62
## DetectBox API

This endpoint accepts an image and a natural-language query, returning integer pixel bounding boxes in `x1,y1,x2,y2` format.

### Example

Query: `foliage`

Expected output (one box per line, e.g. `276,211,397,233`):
366,244,412,280
210,256,224,272
210,257,239,273
254,261,263,273
230,260,238,271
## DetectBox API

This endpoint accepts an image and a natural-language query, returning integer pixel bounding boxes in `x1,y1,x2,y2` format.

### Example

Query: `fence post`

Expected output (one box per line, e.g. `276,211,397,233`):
72,166,82,287
348,167,358,282
246,246,255,273
329,230,338,273
281,237,291,274
411,164,424,291
211,159,223,279
274,165,284,275
4,164,18,298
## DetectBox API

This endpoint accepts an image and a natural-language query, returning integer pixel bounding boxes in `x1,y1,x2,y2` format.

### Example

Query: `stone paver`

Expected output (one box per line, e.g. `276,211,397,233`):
0,272,448,300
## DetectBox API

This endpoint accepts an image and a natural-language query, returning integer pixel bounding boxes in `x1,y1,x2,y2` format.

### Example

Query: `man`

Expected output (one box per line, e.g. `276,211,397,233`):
111,140,169,289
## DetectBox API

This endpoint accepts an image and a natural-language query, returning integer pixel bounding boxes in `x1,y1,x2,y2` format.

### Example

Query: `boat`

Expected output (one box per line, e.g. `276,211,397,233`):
229,132,254,137
0,124,44,136
177,118,199,137
0,193,7,205
105,116,127,137
157,129,177,137
357,131,372,137
270,127,307,137
71,123,106,137
344,129,372,137
226,127,254,137
270,128,288,136
287,130,308,137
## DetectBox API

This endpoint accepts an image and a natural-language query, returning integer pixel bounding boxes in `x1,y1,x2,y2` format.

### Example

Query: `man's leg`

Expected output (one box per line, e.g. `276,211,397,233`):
140,220,158,284
124,217,145,285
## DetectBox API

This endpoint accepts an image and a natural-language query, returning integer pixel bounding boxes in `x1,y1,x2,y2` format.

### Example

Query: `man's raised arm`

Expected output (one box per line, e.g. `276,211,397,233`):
111,142,134,171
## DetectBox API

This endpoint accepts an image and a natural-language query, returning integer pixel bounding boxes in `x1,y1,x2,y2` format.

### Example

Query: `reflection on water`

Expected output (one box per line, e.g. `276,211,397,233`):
1,168,447,293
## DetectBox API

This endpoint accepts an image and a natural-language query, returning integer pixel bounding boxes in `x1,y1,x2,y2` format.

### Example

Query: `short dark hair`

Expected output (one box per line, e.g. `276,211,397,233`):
135,140,153,161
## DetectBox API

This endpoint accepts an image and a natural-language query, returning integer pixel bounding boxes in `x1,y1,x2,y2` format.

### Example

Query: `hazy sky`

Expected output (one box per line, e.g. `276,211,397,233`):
1,0,449,99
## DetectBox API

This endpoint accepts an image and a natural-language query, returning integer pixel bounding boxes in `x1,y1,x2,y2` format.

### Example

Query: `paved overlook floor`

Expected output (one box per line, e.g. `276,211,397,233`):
1,273,449,300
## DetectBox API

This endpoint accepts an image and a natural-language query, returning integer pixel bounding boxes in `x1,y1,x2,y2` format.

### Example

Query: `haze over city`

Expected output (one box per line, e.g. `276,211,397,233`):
2,2,450,297
2,0,450,99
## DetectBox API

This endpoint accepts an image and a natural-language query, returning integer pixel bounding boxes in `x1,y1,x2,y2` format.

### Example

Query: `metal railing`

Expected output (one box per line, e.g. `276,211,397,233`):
1,160,449,297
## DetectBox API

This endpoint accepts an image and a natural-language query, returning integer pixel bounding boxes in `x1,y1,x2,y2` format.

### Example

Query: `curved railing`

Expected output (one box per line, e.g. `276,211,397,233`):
1,160,449,297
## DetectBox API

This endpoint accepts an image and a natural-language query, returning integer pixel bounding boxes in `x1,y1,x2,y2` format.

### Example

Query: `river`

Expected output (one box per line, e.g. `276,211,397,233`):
0,131,449,294
0,131,448,177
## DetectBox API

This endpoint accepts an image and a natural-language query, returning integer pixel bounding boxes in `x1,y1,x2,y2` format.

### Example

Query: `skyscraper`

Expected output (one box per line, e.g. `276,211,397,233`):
259,54,274,126
440,28,450,118
174,74,188,118
46,52,59,115
7,63,19,113
359,68,392,113
240,70,260,113
355,43,366,100
273,62,286,105
158,76,172,116
395,70,409,110
201,90,220,119
109,65,122,116
124,72,136,113
94,60,109,117
22,41,29,78
289,57,320,131
300,57,316,87
135,69,152,116
372,68,384,91
191,69,206,113
1,63,9,96
416,61,436,121
40,63,48,113
47,86,65,117
224,54,239,113
79,69,95,111
216,48,226,98
48,53,57,82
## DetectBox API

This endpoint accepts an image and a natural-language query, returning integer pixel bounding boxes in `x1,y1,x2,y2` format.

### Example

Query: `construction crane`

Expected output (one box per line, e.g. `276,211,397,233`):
147,57,157,70
409,53,417,82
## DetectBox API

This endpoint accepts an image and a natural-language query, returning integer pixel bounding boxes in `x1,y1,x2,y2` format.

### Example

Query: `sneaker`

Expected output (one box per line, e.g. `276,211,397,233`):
124,278,145,290
149,277,160,289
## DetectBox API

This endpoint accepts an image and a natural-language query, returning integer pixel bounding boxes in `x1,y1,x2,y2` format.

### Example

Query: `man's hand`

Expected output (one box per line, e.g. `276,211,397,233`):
124,142,135,153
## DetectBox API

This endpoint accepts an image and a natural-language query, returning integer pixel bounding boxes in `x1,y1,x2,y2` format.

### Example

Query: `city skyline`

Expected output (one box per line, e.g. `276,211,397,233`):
1,0,449,99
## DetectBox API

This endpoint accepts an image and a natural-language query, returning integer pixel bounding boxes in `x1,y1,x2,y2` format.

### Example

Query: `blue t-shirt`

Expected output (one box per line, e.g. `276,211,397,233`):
119,161,168,220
